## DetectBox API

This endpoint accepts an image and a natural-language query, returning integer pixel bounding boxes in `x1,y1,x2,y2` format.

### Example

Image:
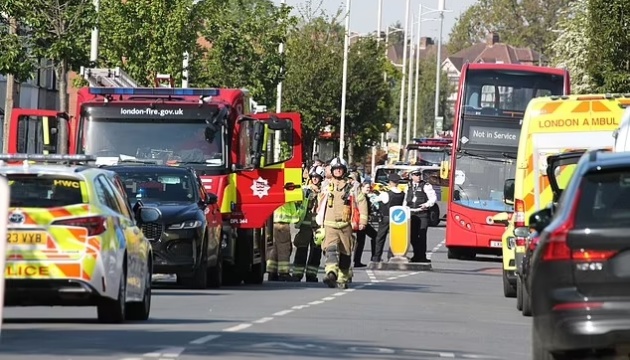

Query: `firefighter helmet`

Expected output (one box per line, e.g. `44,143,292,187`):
310,166,325,179
329,157,348,173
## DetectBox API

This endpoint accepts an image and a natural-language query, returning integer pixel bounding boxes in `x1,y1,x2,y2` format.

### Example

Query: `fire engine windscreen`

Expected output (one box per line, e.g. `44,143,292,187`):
82,118,224,165
452,152,515,212
409,150,446,166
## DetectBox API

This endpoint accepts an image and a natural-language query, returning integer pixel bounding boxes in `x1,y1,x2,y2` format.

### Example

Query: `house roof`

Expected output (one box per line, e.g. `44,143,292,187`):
386,37,448,66
445,32,540,72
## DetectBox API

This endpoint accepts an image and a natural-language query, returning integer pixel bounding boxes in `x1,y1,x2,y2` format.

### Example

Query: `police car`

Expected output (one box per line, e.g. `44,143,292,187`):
1,154,159,323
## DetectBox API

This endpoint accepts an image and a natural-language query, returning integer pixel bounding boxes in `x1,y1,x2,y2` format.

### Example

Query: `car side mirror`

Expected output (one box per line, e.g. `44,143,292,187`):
137,207,161,224
503,178,515,204
529,208,552,234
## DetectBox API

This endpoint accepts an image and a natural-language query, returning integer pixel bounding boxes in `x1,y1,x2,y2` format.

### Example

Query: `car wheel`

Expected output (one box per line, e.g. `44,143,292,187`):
97,271,126,324
428,205,440,227
516,276,524,311
522,280,532,317
207,254,223,289
502,270,516,298
125,260,152,321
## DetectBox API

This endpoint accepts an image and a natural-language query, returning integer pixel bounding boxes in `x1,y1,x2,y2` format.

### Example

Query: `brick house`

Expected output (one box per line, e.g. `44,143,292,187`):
441,32,542,113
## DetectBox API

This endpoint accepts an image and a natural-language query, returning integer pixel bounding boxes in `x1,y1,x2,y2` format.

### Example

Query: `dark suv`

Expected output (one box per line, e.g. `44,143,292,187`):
528,149,630,359
106,165,222,289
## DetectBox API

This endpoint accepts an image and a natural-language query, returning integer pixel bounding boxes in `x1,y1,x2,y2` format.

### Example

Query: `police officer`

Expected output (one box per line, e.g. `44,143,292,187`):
292,166,325,282
371,173,405,263
268,201,300,281
315,157,368,288
404,169,437,263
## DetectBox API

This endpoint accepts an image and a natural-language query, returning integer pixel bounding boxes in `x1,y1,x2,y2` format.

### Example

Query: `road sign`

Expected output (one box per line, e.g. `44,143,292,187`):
0,176,9,337
389,205,410,257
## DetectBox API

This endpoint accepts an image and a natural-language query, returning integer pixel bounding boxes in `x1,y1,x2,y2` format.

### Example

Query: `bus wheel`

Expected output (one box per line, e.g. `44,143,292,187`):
428,205,440,227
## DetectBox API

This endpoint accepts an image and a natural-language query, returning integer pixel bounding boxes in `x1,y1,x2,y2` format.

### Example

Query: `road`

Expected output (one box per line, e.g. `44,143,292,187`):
0,225,531,360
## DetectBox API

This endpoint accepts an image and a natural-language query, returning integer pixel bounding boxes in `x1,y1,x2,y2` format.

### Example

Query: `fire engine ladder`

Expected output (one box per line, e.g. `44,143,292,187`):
79,66,139,88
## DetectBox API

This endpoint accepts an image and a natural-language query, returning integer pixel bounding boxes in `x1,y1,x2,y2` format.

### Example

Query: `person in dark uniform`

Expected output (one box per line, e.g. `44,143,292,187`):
371,173,405,263
353,180,378,267
404,169,437,263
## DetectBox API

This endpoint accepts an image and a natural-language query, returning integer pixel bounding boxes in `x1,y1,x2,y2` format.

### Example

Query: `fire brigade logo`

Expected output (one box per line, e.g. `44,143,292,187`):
251,177,270,199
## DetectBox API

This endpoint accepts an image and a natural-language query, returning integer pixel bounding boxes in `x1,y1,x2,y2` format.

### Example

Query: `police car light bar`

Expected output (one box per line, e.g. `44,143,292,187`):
0,154,97,163
412,137,452,145
89,87,220,97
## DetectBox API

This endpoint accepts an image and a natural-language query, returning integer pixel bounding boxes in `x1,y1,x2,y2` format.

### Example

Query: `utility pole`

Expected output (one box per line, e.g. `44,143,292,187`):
3,17,19,153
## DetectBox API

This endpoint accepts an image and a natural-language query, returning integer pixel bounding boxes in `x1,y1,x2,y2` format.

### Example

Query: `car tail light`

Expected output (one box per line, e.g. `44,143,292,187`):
514,199,525,227
552,302,603,311
52,216,107,236
515,236,527,247
541,189,616,262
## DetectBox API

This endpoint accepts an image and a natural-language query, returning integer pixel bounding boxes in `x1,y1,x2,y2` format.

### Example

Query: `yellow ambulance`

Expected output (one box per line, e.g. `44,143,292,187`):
496,94,624,303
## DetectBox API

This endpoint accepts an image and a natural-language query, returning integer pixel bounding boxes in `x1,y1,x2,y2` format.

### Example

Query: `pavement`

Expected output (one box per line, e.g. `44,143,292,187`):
0,223,531,360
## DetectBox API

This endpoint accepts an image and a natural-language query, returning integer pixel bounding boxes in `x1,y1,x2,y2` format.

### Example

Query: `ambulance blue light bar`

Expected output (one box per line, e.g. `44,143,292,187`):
0,154,96,162
89,87,220,97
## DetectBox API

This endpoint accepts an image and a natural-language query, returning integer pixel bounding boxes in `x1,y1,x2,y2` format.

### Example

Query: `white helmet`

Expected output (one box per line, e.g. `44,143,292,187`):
310,166,325,179
329,157,348,178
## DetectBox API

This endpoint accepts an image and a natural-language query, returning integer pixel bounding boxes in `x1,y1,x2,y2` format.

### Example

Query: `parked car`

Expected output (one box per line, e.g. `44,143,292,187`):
528,148,630,359
106,164,222,289
1,154,157,323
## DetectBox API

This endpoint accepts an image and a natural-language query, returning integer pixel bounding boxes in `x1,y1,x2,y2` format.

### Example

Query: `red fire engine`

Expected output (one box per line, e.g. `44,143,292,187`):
6,67,304,285
403,137,452,166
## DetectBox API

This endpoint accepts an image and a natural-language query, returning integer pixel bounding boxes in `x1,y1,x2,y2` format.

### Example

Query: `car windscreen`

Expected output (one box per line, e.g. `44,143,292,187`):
6,174,86,208
114,171,196,203
575,170,630,228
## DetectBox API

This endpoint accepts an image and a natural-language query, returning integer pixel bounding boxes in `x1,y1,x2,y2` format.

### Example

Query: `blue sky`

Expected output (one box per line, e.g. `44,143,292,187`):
271,0,478,41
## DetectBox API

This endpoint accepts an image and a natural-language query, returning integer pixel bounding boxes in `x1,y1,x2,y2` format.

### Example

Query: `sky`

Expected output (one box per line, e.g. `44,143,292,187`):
271,0,478,42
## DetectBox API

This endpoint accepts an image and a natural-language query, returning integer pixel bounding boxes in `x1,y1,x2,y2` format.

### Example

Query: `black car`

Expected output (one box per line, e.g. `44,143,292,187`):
528,149,630,359
518,150,587,318
106,165,222,289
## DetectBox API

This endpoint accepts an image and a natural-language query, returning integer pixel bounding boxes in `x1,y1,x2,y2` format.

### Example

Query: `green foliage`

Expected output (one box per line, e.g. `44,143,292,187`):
282,14,345,146
97,0,205,86
345,37,393,157
447,0,570,57
0,0,95,82
549,0,594,94
199,0,297,106
586,0,630,92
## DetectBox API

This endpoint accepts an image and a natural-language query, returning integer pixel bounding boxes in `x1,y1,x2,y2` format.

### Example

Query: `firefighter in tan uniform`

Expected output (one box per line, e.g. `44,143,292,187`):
292,166,325,282
315,157,368,289
267,202,300,281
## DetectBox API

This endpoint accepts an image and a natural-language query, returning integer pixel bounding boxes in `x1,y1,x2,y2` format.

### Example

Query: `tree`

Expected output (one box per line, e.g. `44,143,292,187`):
447,0,571,58
282,13,345,154
97,0,205,86
199,0,297,106
413,54,452,137
586,0,630,92
549,0,594,94
17,0,96,112
0,6,34,82
344,37,393,161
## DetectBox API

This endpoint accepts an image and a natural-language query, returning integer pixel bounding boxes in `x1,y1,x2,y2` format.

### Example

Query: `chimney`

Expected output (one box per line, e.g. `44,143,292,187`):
420,37,434,49
486,32,500,46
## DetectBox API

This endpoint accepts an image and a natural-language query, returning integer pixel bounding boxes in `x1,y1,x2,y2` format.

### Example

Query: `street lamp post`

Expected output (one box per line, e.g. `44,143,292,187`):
433,0,448,137
405,14,415,146
276,0,286,113
397,0,411,158
377,0,383,46
339,0,351,160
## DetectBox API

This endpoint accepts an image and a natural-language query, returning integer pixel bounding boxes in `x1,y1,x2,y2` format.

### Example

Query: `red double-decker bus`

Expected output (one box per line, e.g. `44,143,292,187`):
443,63,570,260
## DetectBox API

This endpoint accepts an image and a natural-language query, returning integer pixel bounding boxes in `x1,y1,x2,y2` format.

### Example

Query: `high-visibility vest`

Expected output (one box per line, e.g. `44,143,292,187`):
274,202,300,223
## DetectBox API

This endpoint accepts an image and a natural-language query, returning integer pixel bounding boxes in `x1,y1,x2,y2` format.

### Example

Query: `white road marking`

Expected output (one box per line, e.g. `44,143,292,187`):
222,323,252,332
308,300,325,305
292,305,309,310
428,239,446,259
333,292,346,296
273,309,294,316
253,317,274,324
188,334,221,345
142,347,185,358
322,296,335,301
